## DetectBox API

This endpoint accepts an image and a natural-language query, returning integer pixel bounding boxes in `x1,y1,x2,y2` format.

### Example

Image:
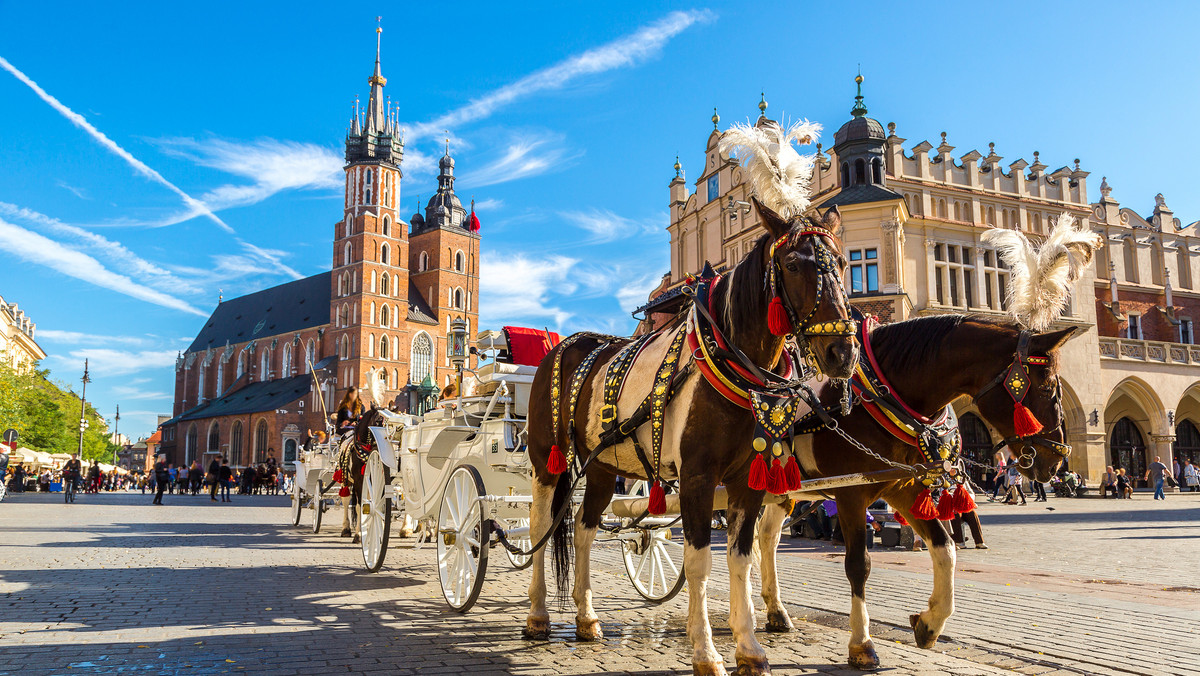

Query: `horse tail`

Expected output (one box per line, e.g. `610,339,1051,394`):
550,465,574,605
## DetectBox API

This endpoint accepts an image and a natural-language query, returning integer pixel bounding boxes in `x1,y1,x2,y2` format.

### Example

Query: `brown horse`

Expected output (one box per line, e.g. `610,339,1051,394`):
760,314,1080,670
335,384,389,545
524,200,858,676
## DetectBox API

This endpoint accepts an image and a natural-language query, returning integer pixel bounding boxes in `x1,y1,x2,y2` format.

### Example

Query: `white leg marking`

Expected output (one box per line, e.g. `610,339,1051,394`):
572,522,601,638
727,512,766,669
849,593,870,647
921,541,957,636
757,503,791,626
525,479,555,635
685,542,725,674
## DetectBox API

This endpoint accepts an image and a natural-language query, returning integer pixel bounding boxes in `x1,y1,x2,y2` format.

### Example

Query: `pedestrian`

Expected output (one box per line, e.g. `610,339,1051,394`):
177,464,189,495
1100,466,1117,498
989,452,1008,502
1031,476,1048,502
1004,458,1027,505
1144,456,1170,500
949,510,988,549
1183,460,1199,492
152,454,169,505
218,457,233,503
207,455,221,502
1174,458,1183,490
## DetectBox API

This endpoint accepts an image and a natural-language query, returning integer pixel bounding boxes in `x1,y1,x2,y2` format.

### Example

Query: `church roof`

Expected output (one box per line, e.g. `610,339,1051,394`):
817,184,904,208
186,272,331,354
406,280,439,325
165,373,314,426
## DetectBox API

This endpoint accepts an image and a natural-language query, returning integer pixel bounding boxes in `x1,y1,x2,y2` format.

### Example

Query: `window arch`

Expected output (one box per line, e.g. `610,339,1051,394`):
259,349,270,381
379,334,390,360
380,272,390,296
343,242,353,266
380,304,390,327
369,301,376,325
305,340,316,373
230,421,243,466
254,419,268,465
339,334,350,359
840,162,850,187
411,332,433,383
455,250,465,272
454,288,464,309
419,251,429,272
185,424,198,465
237,352,245,378
368,333,375,357
1174,419,1200,467
207,422,220,455
1109,417,1147,488
380,243,390,265
382,215,390,237
854,158,866,185
392,368,400,390
281,344,293,378
872,158,882,184
197,366,206,402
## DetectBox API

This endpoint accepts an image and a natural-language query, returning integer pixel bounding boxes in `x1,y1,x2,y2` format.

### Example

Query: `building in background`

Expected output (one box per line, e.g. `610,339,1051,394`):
643,77,1200,487
0,294,46,371
161,30,481,468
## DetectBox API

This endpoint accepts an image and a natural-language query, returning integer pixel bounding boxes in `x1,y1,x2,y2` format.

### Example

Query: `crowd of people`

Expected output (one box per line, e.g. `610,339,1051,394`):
982,451,1086,505
146,452,286,505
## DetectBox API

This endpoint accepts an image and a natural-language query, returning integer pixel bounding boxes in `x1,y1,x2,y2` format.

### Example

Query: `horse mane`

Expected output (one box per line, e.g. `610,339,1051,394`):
869,314,1013,377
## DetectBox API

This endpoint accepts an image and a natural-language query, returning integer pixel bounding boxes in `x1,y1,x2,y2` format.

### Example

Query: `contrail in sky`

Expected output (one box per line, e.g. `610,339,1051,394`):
0,55,302,279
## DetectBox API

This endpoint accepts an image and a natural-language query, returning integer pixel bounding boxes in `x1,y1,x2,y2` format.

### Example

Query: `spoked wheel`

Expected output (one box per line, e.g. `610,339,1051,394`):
622,526,686,602
437,464,491,612
311,484,325,534
360,451,392,572
504,517,533,569
291,480,304,527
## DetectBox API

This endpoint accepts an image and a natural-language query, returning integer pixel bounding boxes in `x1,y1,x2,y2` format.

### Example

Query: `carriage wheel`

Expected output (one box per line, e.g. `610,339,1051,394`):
436,464,491,612
504,517,533,570
622,526,686,603
291,480,304,527
311,484,325,534
360,451,392,572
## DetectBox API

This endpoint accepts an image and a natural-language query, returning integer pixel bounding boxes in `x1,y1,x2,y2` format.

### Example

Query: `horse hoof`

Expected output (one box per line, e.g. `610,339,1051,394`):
574,618,603,641
340,528,352,538
352,534,360,544
848,642,879,670
398,529,413,538
765,610,794,633
523,617,550,641
734,655,770,676
692,661,727,676
909,613,937,649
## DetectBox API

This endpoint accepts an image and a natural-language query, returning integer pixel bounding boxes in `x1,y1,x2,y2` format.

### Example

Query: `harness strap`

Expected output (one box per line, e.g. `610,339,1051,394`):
647,328,689,481
564,342,614,466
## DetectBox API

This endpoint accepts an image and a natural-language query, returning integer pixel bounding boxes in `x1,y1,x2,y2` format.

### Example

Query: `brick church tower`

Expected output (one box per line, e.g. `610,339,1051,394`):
331,26,410,404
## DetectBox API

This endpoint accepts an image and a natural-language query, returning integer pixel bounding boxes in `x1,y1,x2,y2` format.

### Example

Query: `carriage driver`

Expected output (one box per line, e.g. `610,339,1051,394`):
335,387,364,436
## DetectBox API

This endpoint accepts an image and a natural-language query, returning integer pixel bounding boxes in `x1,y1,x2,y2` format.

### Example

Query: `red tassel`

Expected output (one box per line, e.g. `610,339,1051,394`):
767,297,793,336
892,511,909,526
360,464,366,476
647,481,667,515
748,453,768,491
766,458,786,494
784,457,803,492
332,469,342,484
936,492,956,521
547,445,567,475
953,485,977,514
1013,402,1043,437
910,489,939,520
338,485,350,498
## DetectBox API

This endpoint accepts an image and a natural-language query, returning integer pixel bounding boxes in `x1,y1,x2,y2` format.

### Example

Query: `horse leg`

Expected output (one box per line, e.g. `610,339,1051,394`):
757,501,794,633
837,494,878,670
523,477,556,640
903,511,956,649
351,491,361,544
340,495,352,537
725,485,769,676
572,472,614,641
681,480,724,676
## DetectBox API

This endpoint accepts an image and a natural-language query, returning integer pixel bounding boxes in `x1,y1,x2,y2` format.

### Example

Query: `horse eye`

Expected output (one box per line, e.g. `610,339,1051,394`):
785,261,799,272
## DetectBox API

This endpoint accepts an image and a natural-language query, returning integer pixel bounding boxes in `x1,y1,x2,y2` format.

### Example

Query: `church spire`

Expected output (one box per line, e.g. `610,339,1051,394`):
851,70,868,118
365,18,387,134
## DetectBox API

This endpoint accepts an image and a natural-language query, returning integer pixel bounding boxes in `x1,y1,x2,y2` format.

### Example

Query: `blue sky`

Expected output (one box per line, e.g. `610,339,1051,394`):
1,2,1198,438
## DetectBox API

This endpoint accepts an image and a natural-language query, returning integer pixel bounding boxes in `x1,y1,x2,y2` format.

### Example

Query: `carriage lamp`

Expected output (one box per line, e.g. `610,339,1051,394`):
448,318,469,369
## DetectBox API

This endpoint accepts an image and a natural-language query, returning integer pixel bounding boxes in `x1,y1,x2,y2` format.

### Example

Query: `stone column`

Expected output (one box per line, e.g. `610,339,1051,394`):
880,218,904,294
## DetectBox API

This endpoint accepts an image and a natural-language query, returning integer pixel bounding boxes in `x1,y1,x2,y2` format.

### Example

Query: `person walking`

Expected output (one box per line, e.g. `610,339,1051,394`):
218,457,233,503
1145,456,1170,500
152,454,169,505
949,510,988,549
989,452,1008,502
177,464,188,495
1004,458,1027,505
1031,476,1048,502
1183,459,1199,492
208,455,221,502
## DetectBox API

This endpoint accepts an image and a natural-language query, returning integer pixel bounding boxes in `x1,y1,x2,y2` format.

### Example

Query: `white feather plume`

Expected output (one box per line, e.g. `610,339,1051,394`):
981,212,1104,331
718,119,821,220
368,367,385,409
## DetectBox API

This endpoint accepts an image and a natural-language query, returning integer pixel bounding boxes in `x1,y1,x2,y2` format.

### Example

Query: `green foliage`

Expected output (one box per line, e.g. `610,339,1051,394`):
0,359,119,463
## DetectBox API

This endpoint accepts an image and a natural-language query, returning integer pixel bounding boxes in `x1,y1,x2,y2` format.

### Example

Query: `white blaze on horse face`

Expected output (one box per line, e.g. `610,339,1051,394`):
684,542,724,674
580,326,699,480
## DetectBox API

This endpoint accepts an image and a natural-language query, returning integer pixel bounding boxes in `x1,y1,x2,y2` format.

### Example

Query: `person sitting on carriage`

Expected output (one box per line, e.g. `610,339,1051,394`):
335,387,364,436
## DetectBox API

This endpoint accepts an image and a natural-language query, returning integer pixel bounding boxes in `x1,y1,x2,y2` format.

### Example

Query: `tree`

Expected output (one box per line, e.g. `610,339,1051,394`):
0,357,119,463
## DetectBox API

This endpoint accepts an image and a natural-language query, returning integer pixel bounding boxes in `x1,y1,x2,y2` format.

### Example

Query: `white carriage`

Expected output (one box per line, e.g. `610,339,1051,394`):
355,326,688,612
291,434,344,534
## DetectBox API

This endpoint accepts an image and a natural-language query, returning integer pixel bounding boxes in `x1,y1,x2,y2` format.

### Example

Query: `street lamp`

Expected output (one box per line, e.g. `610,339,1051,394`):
447,317,469,397
77,359,90,458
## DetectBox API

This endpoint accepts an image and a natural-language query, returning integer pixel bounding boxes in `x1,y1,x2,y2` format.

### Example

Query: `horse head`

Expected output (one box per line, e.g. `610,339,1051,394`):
755,198,858,379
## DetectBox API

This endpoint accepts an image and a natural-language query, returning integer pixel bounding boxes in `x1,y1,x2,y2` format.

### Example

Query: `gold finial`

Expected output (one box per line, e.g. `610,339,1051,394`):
758,92,768,116
711,107,720,130
674,155,682,178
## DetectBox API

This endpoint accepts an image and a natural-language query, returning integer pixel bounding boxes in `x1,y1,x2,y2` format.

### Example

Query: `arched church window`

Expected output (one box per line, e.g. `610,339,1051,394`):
260,349,270,381
454,288,464,309
411,332,433,383
380,304,390,327
282,344,292,378
237,352,245,378
344,242,353,266
419,252,429,272
872,158,882,184
840,162,850,187
230,421,243,466
340,335,350,359
381,243,390,265
380,273,390,296
305,340,315,373
379,335,390,360
254,419,268,465
455,250,465,272
382,216,390,237
368,333,375,357
186,424,197,465
854,159,866,185
208,422,220,456
197,367,206,402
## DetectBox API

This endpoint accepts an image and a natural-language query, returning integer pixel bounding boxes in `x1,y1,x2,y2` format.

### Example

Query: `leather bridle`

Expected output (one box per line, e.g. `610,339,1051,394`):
974,331,1071,467
768,226,858,346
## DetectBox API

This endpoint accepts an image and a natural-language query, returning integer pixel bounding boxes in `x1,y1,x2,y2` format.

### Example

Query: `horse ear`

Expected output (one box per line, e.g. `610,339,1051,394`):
1031,326,1084,354
752,196,789,239
821,205,842,236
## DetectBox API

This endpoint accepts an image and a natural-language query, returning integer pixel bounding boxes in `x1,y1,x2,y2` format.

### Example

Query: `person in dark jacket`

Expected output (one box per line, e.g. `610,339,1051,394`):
152,454,169,505
218,457,233,503
335,387,363,435
208,456,222,502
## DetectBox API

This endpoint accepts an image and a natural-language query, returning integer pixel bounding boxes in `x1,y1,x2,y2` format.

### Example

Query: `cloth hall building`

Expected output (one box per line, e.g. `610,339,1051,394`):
643,79,1200,489
161,35,480,468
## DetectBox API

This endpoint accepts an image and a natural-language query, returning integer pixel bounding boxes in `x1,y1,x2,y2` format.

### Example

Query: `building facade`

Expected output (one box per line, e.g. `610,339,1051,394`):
649,79,1199,488
0,294,46,370
161,31,480,469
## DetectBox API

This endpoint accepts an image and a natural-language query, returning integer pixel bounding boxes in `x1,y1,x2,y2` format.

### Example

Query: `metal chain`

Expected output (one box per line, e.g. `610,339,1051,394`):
824,417,921,476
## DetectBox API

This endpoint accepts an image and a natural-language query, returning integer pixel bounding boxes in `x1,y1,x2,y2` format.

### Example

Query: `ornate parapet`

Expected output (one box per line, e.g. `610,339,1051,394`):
1099,336,1200,366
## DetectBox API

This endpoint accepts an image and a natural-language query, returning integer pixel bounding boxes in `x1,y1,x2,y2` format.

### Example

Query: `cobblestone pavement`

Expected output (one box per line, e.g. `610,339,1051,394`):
0,491,1196,676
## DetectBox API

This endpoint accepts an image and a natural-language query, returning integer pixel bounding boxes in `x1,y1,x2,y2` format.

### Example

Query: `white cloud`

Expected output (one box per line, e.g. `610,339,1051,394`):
408,10,713,139
462,137,574,188
616,273,667,313
36,330,153,347
154,137,343,211
110,385,170,400
51,348,178,377
560,208,660,243
0,217,206,316
479,253,578,328
472,198,504,212
57,181,88,199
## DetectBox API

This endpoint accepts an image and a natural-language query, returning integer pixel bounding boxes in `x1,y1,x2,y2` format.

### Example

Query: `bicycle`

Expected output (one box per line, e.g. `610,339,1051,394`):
64,476,77,503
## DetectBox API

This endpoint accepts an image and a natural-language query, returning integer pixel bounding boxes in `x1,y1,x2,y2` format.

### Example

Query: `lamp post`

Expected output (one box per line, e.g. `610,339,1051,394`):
77,359,90,458
113,404,120,467
447,317,469,397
